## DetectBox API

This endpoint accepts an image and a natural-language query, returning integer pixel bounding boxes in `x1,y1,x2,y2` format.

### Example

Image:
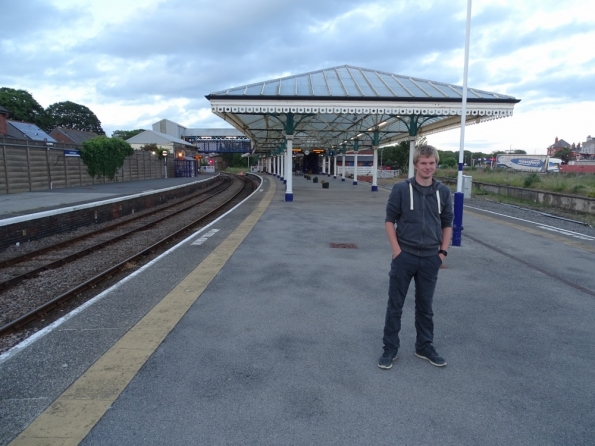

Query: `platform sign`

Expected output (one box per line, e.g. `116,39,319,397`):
64,150,81,157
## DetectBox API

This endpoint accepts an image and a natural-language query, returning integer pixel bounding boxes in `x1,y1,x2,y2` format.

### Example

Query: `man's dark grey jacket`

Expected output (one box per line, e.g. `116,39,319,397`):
385,178,454,257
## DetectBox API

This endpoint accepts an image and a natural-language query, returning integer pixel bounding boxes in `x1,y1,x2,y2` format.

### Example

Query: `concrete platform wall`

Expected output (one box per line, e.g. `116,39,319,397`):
472,181,595,214
0,177,220,251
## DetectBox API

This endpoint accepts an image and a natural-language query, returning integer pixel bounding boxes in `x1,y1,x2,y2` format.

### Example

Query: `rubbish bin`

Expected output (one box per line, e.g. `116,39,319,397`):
462,175,472,198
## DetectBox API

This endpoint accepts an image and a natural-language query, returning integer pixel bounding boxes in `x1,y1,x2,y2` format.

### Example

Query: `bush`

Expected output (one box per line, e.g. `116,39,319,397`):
523,173,541,188
81,136,134,180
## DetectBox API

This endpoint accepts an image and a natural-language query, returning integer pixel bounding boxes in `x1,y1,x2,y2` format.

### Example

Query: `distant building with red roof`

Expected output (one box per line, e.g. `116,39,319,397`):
546,137,570,156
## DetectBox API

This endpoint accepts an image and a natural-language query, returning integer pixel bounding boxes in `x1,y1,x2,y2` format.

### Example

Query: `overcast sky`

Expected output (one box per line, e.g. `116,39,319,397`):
2,0,593,154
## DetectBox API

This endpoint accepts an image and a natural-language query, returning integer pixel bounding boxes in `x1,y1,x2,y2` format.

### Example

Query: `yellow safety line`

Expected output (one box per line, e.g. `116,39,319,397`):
10,180,276,446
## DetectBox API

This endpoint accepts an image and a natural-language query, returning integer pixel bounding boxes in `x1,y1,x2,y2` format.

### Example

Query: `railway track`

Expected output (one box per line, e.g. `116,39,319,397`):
0,174,256,341
0,175,232,292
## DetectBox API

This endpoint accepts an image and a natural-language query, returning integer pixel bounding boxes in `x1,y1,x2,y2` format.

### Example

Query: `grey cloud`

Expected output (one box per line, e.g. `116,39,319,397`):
79,0,365,60
481,22,593,60
3,0,471,105
2,1,87,39
2,0,592,136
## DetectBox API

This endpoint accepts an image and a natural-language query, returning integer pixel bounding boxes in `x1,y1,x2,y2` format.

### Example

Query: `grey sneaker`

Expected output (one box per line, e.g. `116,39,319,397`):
415,345,447,367
378,350,398,369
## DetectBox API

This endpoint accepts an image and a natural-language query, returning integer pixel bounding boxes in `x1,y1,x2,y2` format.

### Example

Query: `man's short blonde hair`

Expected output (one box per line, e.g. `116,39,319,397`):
413,144,440,164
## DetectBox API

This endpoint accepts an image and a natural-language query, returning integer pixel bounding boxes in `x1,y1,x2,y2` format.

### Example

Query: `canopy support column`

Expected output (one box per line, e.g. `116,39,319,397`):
353,140,359,185
333,154,337,179
327,154,331,177
285,136,293,201
371,130,380,191
409,116,421,178
372,146,378,191
341,145,346,181
275,155,279,177
408,136,416,178
283,113,295,200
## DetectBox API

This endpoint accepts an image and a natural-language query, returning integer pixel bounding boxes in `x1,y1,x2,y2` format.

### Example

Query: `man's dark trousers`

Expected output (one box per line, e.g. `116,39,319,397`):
383,251,441,352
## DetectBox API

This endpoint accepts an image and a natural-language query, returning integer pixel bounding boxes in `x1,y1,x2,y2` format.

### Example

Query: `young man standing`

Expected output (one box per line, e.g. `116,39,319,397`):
378,145,453,369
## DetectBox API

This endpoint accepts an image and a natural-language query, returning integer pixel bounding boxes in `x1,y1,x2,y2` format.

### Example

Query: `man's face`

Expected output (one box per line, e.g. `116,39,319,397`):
414,155,437,180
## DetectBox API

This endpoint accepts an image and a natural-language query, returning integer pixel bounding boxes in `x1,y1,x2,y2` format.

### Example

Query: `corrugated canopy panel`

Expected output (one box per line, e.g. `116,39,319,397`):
209,65,517,100
206,65,520,154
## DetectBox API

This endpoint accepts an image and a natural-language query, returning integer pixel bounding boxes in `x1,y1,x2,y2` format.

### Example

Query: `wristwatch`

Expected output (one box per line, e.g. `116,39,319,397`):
438,249,448,256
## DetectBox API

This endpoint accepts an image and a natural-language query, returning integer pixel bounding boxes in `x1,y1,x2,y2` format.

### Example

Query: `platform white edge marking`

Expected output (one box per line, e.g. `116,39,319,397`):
0,178,213,227
0,175,264,365
464,205,595,241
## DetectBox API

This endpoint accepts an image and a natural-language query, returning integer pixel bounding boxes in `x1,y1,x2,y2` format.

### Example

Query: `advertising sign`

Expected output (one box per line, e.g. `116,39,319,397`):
496,155,548,172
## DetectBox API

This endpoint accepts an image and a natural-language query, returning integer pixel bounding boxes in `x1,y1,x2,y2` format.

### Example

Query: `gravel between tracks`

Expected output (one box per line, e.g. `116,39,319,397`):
462,196,595,237
2,179,592,355
0,176,252,354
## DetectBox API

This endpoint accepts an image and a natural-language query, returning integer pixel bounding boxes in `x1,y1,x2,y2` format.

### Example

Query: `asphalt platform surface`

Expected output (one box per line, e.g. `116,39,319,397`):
0,176,217,219
1,173,594,445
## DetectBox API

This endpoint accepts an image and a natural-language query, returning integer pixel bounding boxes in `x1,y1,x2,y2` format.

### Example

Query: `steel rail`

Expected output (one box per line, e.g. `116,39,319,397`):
0,177,227,270
0,175,253,335
0,181,232,291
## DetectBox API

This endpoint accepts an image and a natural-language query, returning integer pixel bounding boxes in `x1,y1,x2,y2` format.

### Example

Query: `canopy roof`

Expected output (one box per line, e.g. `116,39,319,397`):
127,130,195,147
206,65,520,154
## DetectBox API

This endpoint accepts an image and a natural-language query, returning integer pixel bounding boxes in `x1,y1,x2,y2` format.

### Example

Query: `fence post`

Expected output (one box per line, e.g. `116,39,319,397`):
2,137,9,194
46,147,52,189
26,140,32,191
64,145,68,188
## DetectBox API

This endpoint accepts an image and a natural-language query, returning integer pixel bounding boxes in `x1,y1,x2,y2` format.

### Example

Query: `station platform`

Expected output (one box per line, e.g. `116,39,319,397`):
0,176,217,220
1,173,594,445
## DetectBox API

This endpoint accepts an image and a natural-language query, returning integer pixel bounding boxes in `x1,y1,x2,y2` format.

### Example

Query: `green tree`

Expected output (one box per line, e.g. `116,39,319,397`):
220,152,249,168
381,141,410,173
80,136,134,180
441,157,457,168
220,152,234,168
0,87,51,130
139,143,169,160
46,101,105,134
492,149,527,155
554,148,571,163
112,129,145,140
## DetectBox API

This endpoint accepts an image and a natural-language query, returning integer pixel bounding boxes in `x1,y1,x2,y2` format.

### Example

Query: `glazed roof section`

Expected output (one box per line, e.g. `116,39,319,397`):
209,65,517,102
206,65,520,154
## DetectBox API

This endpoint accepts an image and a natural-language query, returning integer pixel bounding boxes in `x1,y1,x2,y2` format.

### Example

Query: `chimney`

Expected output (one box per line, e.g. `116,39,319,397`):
0,106,8,135
555,137,558,143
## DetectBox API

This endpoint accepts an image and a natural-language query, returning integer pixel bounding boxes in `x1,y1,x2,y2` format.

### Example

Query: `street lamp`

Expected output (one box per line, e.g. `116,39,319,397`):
162,150,168,178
